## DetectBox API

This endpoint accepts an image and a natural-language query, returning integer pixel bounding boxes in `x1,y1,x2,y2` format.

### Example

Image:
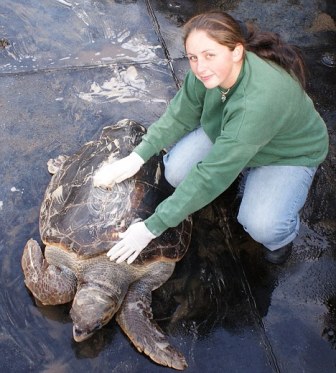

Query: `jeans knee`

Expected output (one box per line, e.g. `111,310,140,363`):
162,127,213,188
237,210,298,248
164,167,181,188
163,153,185,188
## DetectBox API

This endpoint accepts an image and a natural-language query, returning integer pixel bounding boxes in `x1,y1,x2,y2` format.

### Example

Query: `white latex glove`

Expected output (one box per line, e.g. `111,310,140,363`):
107,222,156,264
93,152,144,188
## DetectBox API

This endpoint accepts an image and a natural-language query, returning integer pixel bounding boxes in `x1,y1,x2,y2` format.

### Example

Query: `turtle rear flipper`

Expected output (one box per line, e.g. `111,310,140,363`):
116,262,187,370
21,239,76,305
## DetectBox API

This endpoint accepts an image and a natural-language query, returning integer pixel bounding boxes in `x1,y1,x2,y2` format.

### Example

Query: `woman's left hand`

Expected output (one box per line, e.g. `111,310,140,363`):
107,222,156,264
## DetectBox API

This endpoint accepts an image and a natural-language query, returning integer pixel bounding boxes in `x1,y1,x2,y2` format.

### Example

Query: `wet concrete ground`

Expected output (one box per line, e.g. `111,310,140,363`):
0,0,335,372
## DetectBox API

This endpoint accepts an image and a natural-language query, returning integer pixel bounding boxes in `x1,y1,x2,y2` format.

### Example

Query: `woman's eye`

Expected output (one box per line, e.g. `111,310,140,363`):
206,53,215,59
188,56,197,62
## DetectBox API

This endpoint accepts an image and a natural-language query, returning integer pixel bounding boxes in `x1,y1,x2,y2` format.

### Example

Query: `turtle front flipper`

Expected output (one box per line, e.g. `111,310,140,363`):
116,262,187,370
21,239,76,305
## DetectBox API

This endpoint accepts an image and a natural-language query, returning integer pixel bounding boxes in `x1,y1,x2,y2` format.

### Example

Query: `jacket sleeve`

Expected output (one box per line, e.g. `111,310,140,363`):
144,129,261,236
134,71,206,161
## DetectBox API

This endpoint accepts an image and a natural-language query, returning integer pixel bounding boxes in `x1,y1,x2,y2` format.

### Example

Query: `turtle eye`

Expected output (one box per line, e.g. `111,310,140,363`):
92,323,102,332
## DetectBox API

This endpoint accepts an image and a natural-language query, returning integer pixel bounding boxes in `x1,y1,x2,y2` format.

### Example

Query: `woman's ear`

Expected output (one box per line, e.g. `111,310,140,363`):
233,44,244,62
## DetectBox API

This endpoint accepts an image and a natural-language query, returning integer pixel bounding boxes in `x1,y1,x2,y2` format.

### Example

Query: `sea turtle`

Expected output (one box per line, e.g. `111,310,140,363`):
21,119,192,370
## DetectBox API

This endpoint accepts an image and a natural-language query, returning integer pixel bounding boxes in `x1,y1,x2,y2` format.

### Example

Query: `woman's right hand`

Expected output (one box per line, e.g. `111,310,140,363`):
93,152,144,189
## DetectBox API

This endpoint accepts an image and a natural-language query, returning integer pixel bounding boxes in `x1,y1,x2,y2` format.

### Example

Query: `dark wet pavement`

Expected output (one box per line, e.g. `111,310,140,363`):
0,0,335,372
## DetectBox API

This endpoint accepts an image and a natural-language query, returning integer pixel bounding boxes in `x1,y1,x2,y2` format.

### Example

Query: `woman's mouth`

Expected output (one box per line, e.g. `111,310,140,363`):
200,75,212,82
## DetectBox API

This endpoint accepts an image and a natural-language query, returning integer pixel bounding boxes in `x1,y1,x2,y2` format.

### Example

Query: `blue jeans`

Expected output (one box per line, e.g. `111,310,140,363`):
163,127,317,251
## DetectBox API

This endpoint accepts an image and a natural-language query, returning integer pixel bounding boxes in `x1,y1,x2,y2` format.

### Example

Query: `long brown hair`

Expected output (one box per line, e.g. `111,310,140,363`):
183,11,306,88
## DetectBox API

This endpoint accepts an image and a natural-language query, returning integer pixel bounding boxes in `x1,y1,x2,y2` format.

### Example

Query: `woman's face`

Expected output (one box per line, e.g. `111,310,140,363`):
185,30,243,90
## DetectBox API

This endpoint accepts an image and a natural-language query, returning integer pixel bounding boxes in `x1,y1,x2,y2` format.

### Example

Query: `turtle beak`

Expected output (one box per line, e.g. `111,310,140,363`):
73,322,102,342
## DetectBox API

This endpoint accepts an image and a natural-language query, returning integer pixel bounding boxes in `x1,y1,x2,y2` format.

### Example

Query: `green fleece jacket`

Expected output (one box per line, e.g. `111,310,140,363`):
134,51,329,236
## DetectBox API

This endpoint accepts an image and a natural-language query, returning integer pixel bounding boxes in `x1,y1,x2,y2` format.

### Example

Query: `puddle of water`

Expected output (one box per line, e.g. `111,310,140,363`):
0,0,165,73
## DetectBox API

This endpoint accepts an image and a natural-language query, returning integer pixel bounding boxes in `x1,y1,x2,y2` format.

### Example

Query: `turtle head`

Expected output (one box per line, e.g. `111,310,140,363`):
70,285,123,342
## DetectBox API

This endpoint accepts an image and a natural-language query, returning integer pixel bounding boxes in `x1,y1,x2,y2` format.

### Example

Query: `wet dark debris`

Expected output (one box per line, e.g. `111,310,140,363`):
321,52,336,67
0,38,10,48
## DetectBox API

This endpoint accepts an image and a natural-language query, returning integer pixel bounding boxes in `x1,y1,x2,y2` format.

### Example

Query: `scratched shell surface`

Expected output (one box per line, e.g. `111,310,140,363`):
39,119,192,263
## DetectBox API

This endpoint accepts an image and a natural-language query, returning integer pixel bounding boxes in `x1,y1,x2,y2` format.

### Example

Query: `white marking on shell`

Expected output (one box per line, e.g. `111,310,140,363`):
87,180,133,227
47,160,57,174
47,155,68,174
107,153,119,163
116,118,134,127
52,185,64,204
154,163,161,185
49,227,60,237
28,242,39,283
113,139,120,149
119,219,126,228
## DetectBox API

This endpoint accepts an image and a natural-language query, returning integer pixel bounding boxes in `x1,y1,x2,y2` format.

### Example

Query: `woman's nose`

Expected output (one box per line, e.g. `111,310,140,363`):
196,59,207,74
197,58,208,75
